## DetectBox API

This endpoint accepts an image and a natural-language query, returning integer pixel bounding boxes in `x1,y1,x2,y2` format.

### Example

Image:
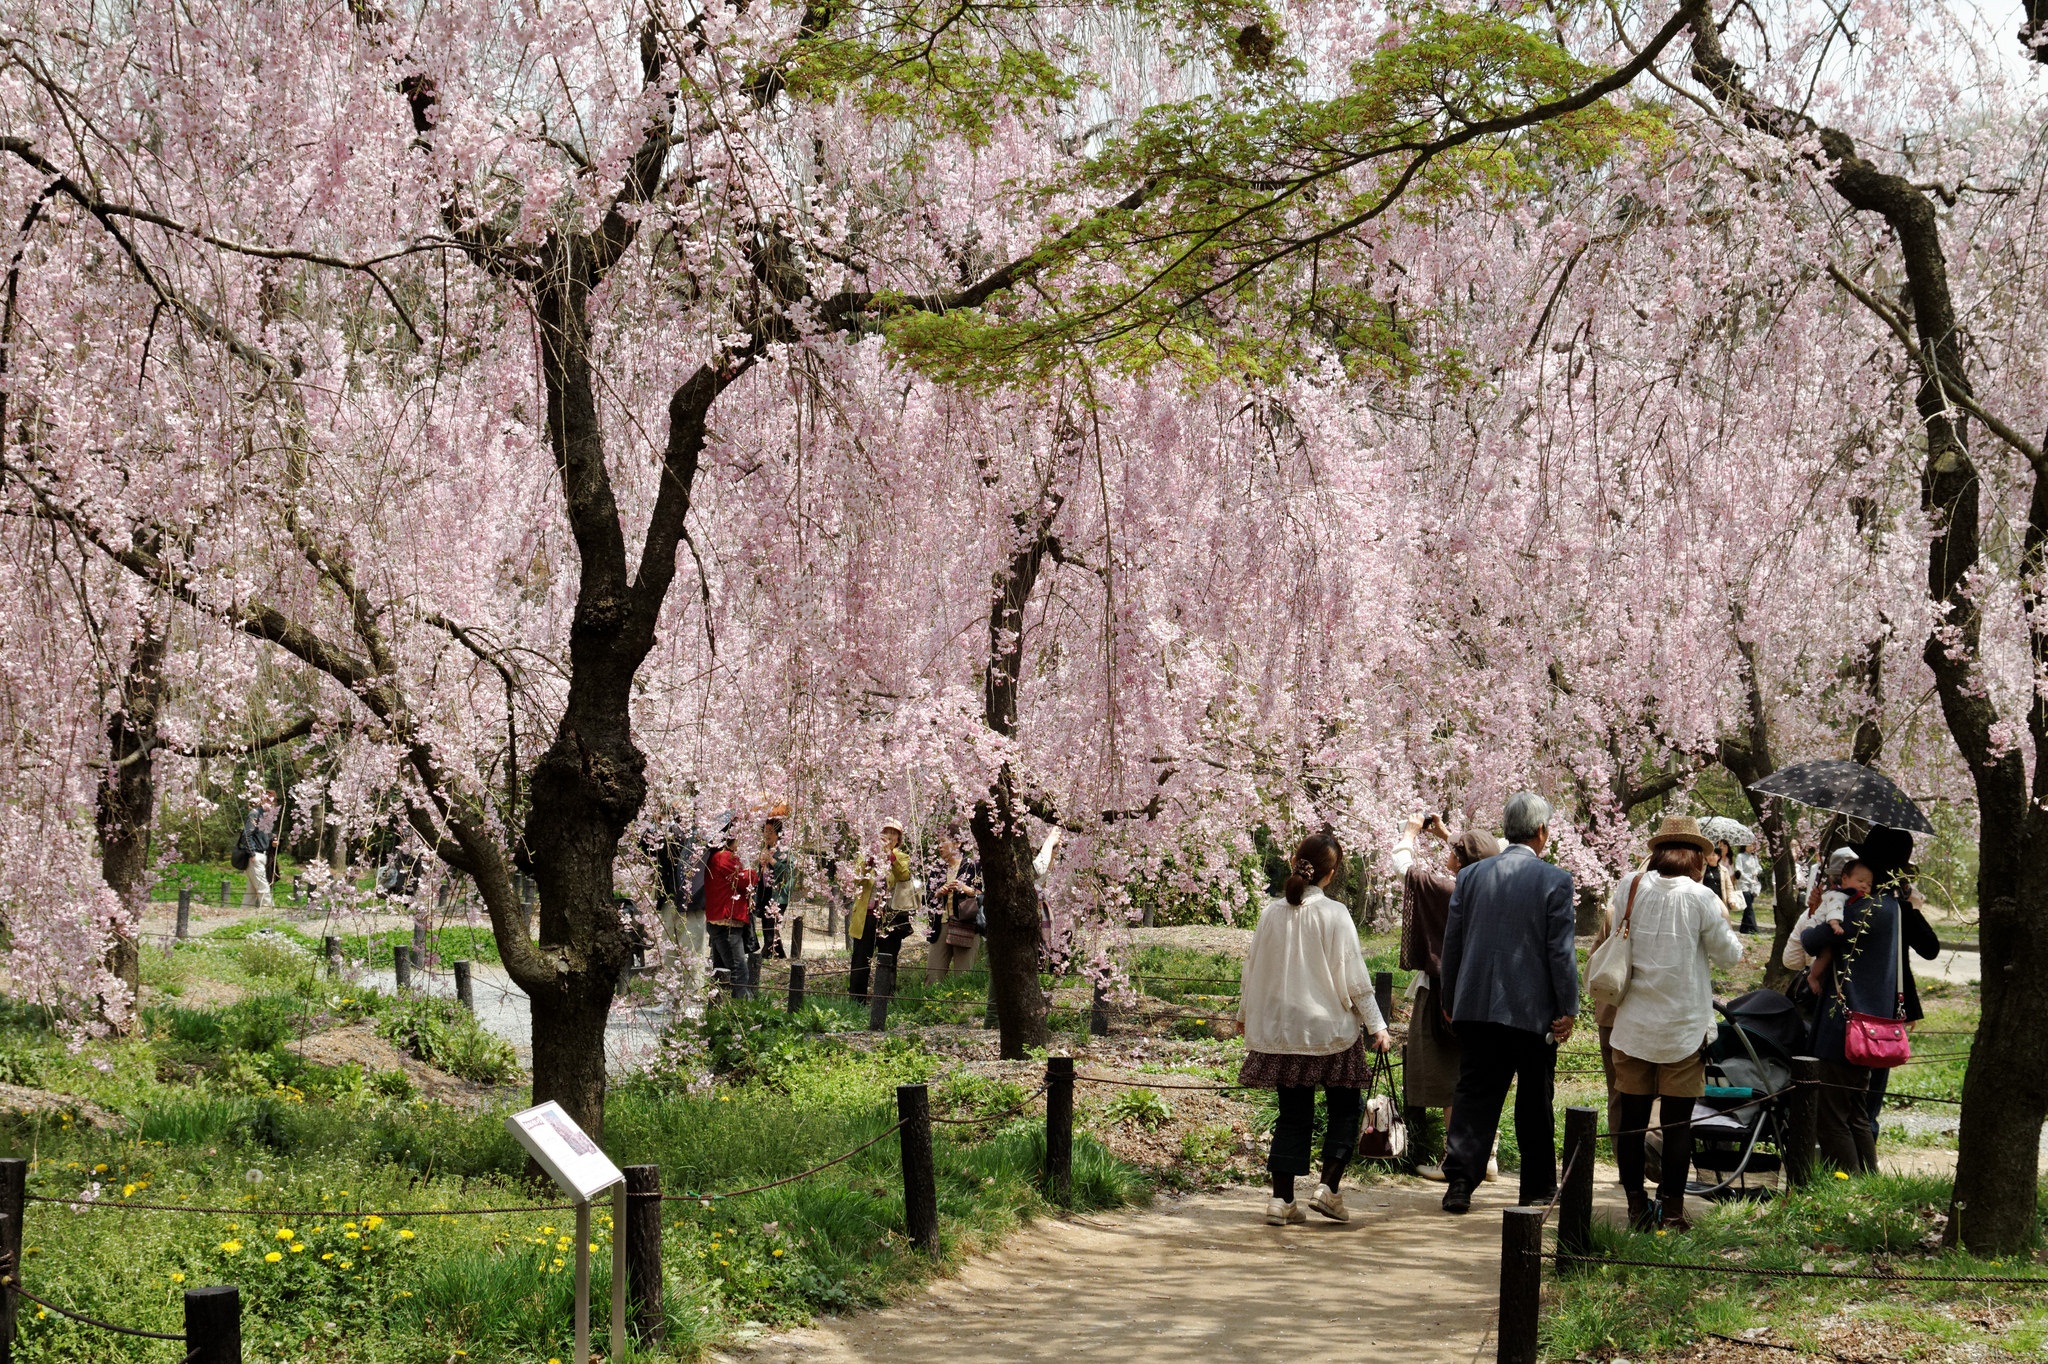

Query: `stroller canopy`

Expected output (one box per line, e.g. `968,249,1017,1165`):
1718,989,1805,1060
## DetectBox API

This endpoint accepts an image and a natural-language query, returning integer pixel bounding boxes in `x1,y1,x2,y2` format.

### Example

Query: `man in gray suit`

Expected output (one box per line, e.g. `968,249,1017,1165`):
1437,792,1578,1212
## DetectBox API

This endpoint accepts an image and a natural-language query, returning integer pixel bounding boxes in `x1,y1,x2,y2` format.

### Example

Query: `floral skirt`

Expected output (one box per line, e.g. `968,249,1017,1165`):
1237,1035,1371,1090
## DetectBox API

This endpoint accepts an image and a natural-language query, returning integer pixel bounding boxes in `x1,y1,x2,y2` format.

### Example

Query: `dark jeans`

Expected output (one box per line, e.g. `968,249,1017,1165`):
1865,1063,1890,1136
1818,1059,1877,1173
1615,1093,1692,1210
1445,1022,1558,1203
848,917,912,1000
708,922,752,997
1739,892,1758,934
1268,1085,1364,1178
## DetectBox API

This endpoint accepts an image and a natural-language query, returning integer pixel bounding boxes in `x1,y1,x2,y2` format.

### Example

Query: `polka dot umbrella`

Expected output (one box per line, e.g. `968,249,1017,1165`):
1745,760,1935,835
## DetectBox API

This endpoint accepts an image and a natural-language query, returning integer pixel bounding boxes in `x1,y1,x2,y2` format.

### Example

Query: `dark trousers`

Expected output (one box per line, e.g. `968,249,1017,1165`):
1739,891,1758,934
1818,1059,1877,1173
1865,1064,1890,1136
1445,1022,1558,1202
1268,1085,1364,1177
848,917,911,1000
1615,1093,1692,1210
708,922,751,998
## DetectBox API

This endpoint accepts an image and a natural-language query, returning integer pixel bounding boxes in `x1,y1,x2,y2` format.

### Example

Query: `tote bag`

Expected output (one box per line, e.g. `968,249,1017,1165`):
1356,1050,1408,1160
1584,874,1643,1011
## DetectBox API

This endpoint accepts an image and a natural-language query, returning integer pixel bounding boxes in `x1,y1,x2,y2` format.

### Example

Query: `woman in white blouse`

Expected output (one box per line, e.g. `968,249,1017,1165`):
1235,833,1392,1227
1605,815,1745,1232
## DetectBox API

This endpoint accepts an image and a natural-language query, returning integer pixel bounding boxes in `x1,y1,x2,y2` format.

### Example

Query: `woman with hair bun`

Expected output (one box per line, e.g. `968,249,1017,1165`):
1235,832,1393,1226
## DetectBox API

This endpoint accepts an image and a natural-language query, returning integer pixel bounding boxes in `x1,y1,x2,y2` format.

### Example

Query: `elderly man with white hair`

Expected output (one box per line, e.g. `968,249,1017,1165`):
1436,791,1579,1214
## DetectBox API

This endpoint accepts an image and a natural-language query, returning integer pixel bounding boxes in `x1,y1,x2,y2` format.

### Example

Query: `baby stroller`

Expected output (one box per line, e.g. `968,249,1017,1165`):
1648,989,1803,1200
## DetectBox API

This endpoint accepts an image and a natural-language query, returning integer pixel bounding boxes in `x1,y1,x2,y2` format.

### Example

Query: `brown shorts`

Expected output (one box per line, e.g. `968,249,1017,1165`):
1610,1045,1707,1098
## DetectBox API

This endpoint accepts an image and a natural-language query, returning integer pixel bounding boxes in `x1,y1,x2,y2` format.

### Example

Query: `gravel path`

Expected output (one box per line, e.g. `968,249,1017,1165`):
714,1174,1627,1364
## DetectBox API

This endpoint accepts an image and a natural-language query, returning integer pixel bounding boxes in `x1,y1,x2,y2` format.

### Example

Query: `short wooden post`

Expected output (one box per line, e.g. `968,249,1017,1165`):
787,962,807,1013
1374,970,1394,1026
609,1181,626,1363
898,1084,938,1253
393,943,411,992
0,1156,22,1358
745,950,762,1000
827,900,839,941
1044,1055,1074,1206
868,954,895,1031
184,1285,242,1364
789,917,805,961
322,936,339,975
1558,1106,1596,1269
454,960,474,1012
412,920,428,967
1497,1207,1543,1364
0,1212,12,1362
219,877,230,907
176,888,191,940
623,1165,663,1344
1089,983,1110,1037
1786,1056,1820,1187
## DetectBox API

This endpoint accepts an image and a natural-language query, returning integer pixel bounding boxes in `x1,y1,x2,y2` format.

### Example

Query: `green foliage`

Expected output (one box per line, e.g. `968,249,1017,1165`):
374,999,519,1085
1104,1087,1175,1130
237,930,317,986
892,6,1674,386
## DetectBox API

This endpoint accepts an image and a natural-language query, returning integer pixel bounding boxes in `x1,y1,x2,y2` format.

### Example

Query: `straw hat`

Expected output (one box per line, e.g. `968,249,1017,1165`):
879,818,905,838
1645,814,1712,854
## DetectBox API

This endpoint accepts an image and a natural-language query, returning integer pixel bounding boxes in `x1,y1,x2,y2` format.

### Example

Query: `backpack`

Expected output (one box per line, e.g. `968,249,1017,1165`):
231,836,251,872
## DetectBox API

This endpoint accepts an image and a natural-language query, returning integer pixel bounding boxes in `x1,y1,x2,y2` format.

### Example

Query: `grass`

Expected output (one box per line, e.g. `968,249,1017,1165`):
1544,1173,2048,1361
0,936,1143,1362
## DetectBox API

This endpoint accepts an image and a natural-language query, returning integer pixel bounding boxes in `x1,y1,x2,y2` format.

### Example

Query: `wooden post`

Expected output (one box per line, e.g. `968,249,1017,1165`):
322,936,339,976
898,1084,938,1253
393,943,411,992
1558,1106,1596,1269
0,1157,22,1357
412,920,428,968
219,877,230,907
184,1285,241,1364
176,888,191,940
623,1165,663,1345
454,960,474,1012
789,917,805,961
1089,983,1110,1037
1374,970,1394,1026
1496,1207,1543,1364
868,954,895,1032
787,962,807,1013
1044,1056,1074,1206
745,950,762,1001
574,1198,592,1364
1786,1056,1820,1188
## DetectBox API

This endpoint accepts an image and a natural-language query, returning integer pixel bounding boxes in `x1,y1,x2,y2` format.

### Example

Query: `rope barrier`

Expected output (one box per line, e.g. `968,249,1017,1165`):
1545,1251,2048,1284
8,1280,187,1340
27,1194,574,1217
1073,1074,1256,1093
659,1118,910,1203
930,1084,1050,1126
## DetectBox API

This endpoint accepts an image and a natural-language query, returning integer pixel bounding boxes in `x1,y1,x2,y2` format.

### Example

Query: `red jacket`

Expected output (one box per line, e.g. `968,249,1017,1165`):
703,846,754,925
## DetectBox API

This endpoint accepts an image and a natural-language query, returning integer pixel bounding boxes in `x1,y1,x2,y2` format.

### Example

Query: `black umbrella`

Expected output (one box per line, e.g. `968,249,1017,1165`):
1746,760,1935,835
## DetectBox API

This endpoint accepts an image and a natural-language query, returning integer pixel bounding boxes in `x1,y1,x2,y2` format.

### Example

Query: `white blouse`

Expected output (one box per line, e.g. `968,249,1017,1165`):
1236,887,1388,1056
1607,872,1747,1065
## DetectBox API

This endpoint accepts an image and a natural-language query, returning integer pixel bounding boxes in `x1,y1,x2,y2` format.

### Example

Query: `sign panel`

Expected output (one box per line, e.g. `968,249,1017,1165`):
505,1101,623,1203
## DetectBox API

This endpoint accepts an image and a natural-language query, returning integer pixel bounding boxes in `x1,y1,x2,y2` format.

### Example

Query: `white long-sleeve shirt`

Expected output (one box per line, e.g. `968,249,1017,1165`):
1606,872,1746,1065
1236,887,1387,1055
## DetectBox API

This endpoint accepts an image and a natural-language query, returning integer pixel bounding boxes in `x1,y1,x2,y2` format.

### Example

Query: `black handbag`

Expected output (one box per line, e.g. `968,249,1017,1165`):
1356,1050,1408,1160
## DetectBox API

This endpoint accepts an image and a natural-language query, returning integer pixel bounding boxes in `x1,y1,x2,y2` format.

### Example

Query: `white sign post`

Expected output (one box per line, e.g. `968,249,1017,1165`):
507,1102,626,1364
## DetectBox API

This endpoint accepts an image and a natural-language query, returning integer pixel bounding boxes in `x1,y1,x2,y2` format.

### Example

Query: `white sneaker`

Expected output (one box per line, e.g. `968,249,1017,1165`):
1483,1157,1501,1183
1308,1184,1349,1222
1264,1198,1307,1226
1415,1162,1449,1183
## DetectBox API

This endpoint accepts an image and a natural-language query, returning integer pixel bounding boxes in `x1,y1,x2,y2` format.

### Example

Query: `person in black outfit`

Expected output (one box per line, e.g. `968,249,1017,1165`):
1856,829,1939,1138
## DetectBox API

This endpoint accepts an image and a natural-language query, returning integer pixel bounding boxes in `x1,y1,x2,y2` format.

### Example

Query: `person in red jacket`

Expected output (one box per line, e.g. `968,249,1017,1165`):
702,813,756,997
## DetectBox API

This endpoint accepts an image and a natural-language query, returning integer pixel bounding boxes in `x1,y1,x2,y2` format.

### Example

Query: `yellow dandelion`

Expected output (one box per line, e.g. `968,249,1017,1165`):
338,1260,353,1270
345,1232,360,1240
170,1273,185,1284
219,1240,243,1254
321,1253,334,1261
264,1251,282,1263
92,1163,107,1173
363,1215,384,1230
1833,1171,1850,1180
772,1248,784,1258
398,1229,415,1241
289,1244,304,1254
122,1184,136,1197
275,1228,295,1241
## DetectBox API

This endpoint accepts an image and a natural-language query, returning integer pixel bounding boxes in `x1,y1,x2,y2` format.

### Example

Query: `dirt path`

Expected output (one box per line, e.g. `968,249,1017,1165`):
716,1173,1632,1364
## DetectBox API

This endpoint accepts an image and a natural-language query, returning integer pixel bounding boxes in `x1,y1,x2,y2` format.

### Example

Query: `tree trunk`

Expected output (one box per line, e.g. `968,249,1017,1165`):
973,778,1049,1058
94,618,166,1032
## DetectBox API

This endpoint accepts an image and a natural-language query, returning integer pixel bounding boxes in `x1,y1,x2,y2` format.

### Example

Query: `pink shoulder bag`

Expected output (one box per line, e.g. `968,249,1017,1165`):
1840,897,1911,1069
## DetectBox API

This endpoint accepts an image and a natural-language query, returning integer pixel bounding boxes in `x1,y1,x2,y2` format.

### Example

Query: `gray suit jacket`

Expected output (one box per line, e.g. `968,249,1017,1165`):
1439,843,1579,1035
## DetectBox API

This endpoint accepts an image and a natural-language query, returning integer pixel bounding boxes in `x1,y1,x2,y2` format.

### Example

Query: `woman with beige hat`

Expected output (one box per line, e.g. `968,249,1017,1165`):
849,818,917,1001
1603,814,1745,1231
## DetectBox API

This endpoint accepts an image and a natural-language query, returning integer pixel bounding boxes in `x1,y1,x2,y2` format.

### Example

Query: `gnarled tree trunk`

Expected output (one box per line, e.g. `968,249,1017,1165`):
93,615,166,1031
